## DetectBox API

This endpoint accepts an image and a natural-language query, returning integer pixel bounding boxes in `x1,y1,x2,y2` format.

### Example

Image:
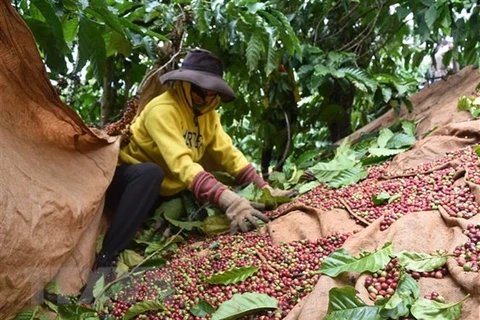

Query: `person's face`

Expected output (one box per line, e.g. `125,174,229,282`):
191,84,218,108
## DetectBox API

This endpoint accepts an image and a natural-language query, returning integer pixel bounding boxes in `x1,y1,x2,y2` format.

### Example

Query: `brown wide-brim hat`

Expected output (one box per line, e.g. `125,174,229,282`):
160,48,236,103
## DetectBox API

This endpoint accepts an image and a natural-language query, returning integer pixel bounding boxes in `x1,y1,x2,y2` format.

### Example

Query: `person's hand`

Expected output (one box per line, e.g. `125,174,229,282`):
264,185,298,198
218,189,270,233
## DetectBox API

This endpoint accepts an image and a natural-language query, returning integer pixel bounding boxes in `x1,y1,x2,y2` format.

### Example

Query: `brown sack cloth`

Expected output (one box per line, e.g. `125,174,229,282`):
0,2,119,319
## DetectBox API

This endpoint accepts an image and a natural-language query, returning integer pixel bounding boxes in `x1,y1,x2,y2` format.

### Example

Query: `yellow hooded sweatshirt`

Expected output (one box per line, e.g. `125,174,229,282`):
119,82,249,196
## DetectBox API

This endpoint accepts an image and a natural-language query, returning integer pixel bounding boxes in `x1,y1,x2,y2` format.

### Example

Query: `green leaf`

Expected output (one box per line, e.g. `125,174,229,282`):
246,33,264,73
116,261,129,277
372,192,391,205
24,19,67,74
386,133,416,149
425,5,438,28
319,242,394,277
191,300,216,317
269,9,301,55
361,155,392,166
14,307,41,320
377,128,395,148
236,184,259,201
328,165,368,188
87,0,127,38
158,288,175,300
191,0,209,32
63,18,79,43
43,300,58,312
57,304,99,320
201,215,231,235
474,145,480,157
77,16,106,84
31,0,66,50
257,187,291,209
397,251,448,272
383,273,419,317
402,97,414,112
105,31,132,57
298,180,321,195
381,87,392,103
372,192,400,205
44,280,61,295
265,46,279,76
122,301,164,320
161,198,202,231
258,187,277,209
141,258,167,269
295,149,319,168
247,3,267,14
205,266,259,285
401,120,416,137
211,293,278,320
411,295,469,320
119,249,144,267
368,147,406,157
159,198,185,221
165,216,203,231
388,194,401,203
93,275,105,298
324,286,383,320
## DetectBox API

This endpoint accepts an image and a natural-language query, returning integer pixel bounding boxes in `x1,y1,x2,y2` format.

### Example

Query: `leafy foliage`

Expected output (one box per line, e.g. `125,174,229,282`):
381,274,418,318
211,293,278,320
123,301,164,320
457,94,480,119
205,266,259,285
190,300,216,317
410,296,469,320
319,242,394,277
13,0,480,166
324,286,383,320
321,244,469,320
397,251,449,272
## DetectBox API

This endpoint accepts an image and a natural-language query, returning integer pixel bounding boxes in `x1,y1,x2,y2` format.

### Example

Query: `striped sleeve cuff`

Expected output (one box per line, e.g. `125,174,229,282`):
190,171,227,205
236,164,268,188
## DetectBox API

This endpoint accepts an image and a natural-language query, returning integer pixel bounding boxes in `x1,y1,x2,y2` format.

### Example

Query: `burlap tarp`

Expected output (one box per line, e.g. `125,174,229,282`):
1,0,480,319
0,1,119,318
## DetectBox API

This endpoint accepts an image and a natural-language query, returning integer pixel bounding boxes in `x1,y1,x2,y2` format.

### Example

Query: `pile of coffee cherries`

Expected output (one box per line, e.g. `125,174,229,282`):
454,223,480,272
272,146,480,229
364,257,448,302
99,232,352,319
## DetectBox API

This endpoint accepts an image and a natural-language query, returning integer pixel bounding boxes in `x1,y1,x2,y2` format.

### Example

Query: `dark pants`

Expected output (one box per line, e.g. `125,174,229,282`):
101,163,165,259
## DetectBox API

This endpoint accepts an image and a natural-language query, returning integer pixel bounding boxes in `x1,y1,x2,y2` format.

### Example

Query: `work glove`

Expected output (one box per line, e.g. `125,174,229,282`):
218,189,270,233
263,185,298,198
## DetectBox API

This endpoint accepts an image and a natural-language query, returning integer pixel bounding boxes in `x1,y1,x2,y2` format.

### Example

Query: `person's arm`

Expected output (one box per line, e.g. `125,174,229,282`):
144,106,269,232
190,171,269,233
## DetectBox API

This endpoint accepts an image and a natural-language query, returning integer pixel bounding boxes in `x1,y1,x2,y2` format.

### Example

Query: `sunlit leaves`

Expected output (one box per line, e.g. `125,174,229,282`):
246,33,264,72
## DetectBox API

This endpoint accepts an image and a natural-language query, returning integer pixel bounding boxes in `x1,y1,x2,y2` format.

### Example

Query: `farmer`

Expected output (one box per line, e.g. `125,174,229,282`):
94,48,297,274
